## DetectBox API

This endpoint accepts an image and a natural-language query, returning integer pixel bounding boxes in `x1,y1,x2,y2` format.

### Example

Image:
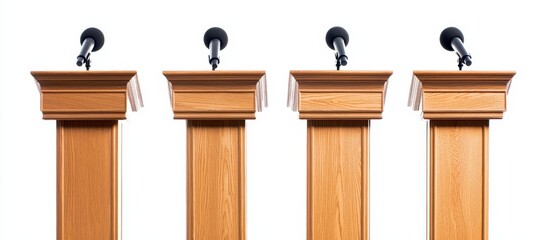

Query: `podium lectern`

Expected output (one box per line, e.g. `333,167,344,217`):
288,70,392,240
163,70,266,240
31,71,142,240
408,70,515,240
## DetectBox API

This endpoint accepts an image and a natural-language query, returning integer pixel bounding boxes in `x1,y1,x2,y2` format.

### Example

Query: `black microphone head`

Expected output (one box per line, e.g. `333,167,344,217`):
204,27,228,50
326,26,349,50
80,27,105,52
440,27,464,51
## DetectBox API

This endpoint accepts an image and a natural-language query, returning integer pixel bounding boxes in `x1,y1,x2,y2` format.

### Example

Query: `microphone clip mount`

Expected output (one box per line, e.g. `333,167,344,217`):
456,52,471,71
335,52,347,70
208,55,220,71
336,53,341,70
77,52,92,71
84,53,92,71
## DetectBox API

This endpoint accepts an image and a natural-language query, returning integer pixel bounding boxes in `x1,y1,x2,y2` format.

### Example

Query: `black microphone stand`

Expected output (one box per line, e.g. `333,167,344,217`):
336,53,341,70
456,52,472,71
457,53,463,71
84,53,91,71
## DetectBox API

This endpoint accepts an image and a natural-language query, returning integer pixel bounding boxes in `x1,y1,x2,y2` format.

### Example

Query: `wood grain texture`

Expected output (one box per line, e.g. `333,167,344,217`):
43,92,126,112
423,92,506,112
164,70,265,120
187,120,245,240
31,71,141,120
429,120,488,240
408,70,515,119
299,112,383,120
307,120,369,240
174,92,255,112
300,92,383,112
57,120,118,240
289,70,391,120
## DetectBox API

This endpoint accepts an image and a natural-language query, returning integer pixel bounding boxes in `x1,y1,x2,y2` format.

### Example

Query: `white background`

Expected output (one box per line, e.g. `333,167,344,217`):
2,0,544,239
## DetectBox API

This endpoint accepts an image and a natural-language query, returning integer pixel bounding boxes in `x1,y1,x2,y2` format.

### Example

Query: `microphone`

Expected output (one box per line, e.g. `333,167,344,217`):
325,26,349,70
440,27,472,70
203,27,228,70
76,27,105,70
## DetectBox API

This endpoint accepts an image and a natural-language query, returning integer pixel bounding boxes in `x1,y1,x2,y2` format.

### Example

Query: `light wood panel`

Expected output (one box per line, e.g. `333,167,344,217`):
187,120,245,240
307,120,369,240
299,112,382,120
423,92,505,112
289,70,391,120
31,71,142,120
57,120,118,240
429,120,488,240
43,92,126,112
174,92,255,112
164,70,266,120
300,92,383,112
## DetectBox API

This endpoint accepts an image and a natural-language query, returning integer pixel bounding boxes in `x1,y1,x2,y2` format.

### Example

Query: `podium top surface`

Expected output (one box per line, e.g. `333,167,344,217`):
163,70,267,120
31,70,137,80
287,70,393,120
31,70,143,120
411,70,516,82
163,70,266,81
408,70,516,119
289,70,393,81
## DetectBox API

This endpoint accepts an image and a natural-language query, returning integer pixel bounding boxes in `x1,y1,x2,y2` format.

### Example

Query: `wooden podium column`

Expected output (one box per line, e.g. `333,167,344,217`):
31,71,143,240
163,70,266,240
408,70,515,240
289,70,392,240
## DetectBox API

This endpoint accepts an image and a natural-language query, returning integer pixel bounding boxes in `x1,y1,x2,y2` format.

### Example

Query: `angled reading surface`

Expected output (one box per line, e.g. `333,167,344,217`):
288,70,392,120
408,70,515,119
163,70,267,120
31,71,142,120
30,70,142,240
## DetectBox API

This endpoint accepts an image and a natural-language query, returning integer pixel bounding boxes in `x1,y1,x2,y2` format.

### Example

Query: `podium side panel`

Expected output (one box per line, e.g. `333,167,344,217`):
429,120,488,240
307,120,369,240
57,120,118,240
187,120,245,240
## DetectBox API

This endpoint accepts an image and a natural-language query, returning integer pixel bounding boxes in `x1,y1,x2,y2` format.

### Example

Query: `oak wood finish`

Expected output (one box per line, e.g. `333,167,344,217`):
408,70,515,119
187,120,245,240
289,70,392,120
57,120,118,240
307,120,369,240
31,70,142,240
163,70,266,120
31,71,142,120
408,71,515,240
166,71,266,239
429,120,488,240
288,70,390,240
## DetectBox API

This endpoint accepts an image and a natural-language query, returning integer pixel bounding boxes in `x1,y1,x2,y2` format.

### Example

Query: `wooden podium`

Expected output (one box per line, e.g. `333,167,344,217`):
408,70,515,240
163,70,266,240
31,71,143,240
288,70,392,240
